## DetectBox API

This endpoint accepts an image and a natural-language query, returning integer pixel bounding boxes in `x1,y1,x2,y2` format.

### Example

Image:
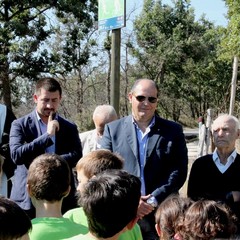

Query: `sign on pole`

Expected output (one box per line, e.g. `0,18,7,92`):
98,0,126,31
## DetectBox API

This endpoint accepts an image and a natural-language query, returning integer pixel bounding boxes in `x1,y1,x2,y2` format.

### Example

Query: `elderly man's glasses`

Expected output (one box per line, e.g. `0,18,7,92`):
133,95,158,103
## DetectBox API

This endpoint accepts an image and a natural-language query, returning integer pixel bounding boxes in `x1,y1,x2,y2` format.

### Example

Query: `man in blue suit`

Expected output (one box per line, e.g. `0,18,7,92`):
101,79,188,240
9,77,82,218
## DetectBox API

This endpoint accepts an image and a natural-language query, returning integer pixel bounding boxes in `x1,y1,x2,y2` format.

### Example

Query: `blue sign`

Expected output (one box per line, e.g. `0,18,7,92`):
98,0,126,31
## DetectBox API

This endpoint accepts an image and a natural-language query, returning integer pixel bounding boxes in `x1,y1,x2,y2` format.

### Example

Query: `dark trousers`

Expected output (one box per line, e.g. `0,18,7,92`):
138,213,158,240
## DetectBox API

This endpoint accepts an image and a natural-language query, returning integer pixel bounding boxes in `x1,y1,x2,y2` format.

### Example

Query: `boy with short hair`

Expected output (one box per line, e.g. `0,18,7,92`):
63,149,143,240
27,153,84,240
67,169,141,240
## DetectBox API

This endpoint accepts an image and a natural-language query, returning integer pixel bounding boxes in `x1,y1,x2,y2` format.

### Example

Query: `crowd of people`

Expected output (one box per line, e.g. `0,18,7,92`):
0,77,240,240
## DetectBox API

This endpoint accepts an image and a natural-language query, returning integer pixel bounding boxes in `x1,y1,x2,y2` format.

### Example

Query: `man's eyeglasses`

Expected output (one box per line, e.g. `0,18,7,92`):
133,95,158,103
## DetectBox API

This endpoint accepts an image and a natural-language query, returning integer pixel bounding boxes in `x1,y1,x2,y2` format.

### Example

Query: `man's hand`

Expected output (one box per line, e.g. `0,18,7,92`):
47,111,59,136
137,195,155,219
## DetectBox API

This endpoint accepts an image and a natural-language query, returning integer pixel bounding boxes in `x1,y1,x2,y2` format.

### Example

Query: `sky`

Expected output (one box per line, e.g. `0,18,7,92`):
189,0,227,26
127,0,228,27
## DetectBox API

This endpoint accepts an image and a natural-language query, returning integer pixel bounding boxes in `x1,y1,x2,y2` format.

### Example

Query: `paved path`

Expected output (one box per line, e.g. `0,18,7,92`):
187,140,198,161
179,139,199,197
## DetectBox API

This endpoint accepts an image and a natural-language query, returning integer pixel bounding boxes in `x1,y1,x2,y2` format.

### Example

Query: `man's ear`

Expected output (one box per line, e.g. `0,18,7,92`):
237,129,240,138
155,223,161,237
33,94,38,103
128,93,133,103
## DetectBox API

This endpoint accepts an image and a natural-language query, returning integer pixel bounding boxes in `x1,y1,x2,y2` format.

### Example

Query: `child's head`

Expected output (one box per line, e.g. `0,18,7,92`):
155,194,192,240
76,149,124,193
0,196,32,240
181,199,237,240
27,153,71,202
80,169,141,239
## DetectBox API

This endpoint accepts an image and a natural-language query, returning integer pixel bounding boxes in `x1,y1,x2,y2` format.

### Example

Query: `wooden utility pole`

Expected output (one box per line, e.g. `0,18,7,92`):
98,0,125,116
229,56,238,115
110,29,121,115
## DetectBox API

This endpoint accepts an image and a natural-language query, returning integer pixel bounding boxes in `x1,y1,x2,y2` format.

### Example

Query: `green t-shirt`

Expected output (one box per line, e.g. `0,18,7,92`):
63,207,143,240
62,233,95,240
30,217,88,240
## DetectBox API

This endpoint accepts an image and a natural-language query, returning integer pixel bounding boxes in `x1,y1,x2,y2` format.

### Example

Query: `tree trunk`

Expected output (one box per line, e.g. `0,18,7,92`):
1,62,12,110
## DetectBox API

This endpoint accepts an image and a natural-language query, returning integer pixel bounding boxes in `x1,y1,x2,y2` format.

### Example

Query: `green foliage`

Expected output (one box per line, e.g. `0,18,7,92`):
219,0,240,59
132,0,232,121
0,0,98,109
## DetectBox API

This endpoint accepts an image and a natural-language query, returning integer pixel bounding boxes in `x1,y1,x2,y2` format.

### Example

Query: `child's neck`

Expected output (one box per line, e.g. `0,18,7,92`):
34,200,63,218
88,231,120,240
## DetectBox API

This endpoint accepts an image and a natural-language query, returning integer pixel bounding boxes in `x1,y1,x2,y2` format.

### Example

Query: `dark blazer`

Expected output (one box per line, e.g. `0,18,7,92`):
0,106,16,179
9,110,82,211
101,115,188,203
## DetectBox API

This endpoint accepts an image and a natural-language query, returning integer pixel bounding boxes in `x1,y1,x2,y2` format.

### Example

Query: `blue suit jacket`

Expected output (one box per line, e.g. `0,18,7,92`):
101,115,188,203
9,110,82,210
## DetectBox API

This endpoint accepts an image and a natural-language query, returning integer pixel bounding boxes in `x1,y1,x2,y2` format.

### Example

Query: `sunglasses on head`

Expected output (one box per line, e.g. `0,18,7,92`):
133,95,158,103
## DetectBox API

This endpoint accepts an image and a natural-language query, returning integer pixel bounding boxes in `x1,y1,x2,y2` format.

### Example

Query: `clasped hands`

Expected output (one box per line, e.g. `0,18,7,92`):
137,195,155,219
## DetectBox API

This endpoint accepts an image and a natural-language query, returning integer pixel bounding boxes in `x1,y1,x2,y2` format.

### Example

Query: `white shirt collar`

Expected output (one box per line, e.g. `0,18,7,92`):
132,115,156,127
212,149,237,173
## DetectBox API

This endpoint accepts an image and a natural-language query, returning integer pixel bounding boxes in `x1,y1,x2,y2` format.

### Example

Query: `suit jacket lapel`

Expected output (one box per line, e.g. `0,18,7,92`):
124,116,139,160
146,118,161,161
55,115,62,153
29,111,42,138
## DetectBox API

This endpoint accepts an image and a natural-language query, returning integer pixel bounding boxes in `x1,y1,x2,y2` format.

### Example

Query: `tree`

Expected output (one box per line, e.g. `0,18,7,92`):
132,0,232,122
0,0,97,110
44,7,98,128
219,0,240,115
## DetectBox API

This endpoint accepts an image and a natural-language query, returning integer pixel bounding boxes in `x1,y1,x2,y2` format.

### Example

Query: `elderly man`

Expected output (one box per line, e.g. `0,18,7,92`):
101,78,188,240
188,114,240,229
80,105,117,155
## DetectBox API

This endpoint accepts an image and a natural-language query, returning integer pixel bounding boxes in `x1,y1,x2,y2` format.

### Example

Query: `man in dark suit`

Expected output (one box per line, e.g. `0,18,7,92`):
101,79,188,240
9,77,82,218
0,104,16,196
